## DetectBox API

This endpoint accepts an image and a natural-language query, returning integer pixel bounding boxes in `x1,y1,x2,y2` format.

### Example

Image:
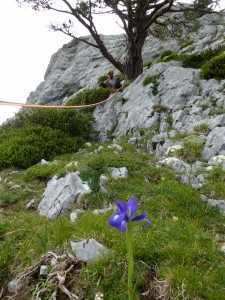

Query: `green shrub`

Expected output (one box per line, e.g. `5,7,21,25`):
201,53,225,80
0,109,95,142
183,47,225,69
97,75,108,83
0,125,78,169
143,61,153,69
23,162,62,182
66,88,112,109
179,39,194,50
115,74,125,82
162,52,183,62
160,49,173,59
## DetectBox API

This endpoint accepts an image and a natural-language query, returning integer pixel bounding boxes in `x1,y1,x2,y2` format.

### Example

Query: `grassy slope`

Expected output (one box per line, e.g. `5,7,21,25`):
0,139,225,299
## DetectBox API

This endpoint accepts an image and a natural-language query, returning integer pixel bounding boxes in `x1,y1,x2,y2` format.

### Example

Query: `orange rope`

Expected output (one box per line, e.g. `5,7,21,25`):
0,97,109,109
0,89,121,109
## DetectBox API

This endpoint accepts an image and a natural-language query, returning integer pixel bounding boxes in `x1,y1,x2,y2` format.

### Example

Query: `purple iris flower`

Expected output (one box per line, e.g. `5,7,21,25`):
108,196,151,232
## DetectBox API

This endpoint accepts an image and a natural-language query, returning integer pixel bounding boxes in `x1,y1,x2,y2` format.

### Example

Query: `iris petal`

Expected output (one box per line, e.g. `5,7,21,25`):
127,196,138,217
108,212,125,227
116,220,127,232
116,200,127,213
132,212,151,229
142,218,151,229
132,212,146,221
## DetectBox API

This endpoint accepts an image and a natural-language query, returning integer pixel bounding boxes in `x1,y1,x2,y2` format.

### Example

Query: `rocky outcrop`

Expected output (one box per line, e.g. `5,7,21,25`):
27,12,225,164
38,172,91,219
26,34,179,105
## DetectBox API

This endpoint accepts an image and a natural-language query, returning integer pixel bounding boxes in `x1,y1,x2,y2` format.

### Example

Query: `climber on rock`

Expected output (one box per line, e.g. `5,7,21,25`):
99,69,122,89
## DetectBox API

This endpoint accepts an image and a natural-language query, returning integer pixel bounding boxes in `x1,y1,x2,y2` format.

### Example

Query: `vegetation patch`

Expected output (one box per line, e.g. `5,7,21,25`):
143,61,153,69
201,53,225,80
143,74,161,95
0,140,225,299
160,49,173,59
152,104,168,113
0,109,95,170
66,87,112,108
202,166,225,199
176,135,205,163
179,39,194,50
193,123,210,134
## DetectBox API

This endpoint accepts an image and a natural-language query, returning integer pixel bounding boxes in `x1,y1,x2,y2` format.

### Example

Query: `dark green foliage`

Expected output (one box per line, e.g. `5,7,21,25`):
0,219,9,239
97,75,108,83
66,88,111,108
0,107,96,169
115,74,125,82
162,52,183,62
179,39,194,50
0,189,33,206
0,109,95,142
201,53,225,80
23,162,63,182
182,47,225,69
157,52,182,63
143,61,152,69
0,125,78,169
160,49,173,59
0,192,23,206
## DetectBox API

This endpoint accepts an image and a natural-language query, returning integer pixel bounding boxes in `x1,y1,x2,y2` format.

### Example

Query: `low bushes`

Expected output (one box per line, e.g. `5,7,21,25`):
0,107,96,170
0,125,78,169
201,53,225,80
66,87,112,107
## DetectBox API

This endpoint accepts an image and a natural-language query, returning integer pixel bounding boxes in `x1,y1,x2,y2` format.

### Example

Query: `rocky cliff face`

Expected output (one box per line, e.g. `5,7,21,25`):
27,12,225,162
26,34,179,105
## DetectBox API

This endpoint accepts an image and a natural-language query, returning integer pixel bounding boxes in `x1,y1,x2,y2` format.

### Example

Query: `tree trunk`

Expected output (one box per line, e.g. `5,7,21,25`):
123,32,147,80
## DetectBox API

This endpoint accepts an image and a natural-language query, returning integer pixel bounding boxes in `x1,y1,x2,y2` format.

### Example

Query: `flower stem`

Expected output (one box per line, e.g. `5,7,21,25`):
126,218,134,300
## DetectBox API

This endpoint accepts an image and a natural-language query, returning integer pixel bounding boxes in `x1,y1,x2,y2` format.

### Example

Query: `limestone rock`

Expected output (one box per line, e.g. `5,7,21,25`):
109,167,128,179
71,238,108,262
202,127,225,161
38,172,91,219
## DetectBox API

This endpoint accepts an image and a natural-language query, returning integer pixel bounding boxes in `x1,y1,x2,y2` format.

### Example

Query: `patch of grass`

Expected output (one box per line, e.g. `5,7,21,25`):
210,108,225,116
1,143,225,299
143,61,152,69
176,135,205,163
152,104,168,113
160,49,173,59
165,114,173,126
143,75,161,95
200,103,209,111
23,162,64,182
201,166,225,199
0,190,34,207
179,39,194,50
193,123,210,134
